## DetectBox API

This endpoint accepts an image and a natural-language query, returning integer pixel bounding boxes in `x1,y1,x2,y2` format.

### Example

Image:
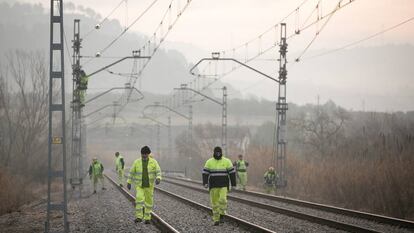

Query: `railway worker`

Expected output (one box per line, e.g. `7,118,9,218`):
203,146,237,226
114,152,125,187
88,157,106,194
233,154,249,191
77,70,88,107
264,167,277,194
127,146,162,224
79,70,88,91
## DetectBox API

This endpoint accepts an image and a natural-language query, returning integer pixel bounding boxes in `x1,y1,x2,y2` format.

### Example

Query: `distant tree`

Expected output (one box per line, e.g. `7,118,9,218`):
0,50,49,178
292,100,350,157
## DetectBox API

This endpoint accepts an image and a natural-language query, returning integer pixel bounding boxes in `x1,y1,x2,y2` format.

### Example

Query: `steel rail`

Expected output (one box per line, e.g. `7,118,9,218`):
154,186,276,233
163,178,382,233
164,176,414,231
104,174,179,233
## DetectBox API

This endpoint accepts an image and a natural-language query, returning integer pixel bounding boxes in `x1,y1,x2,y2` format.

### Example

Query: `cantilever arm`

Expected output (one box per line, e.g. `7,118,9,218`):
85,87,144,104
189,58,279,83
174,87,223,106
143,104,190,120
140,113,168,127
87,55,150,78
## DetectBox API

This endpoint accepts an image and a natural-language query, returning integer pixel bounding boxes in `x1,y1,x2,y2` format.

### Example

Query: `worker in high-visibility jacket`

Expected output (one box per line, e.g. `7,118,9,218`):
233,154,249,191
264,167,278,194
88,157,106,194
114,152,125,187
202,146,236,226
78,70,88,107
127,146,161,224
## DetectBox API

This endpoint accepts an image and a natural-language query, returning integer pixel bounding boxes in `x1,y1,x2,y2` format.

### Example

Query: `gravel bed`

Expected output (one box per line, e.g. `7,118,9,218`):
0,176,159,233
68,177,160,233
153,189,251,233
159,182,346,233
165,178,413,233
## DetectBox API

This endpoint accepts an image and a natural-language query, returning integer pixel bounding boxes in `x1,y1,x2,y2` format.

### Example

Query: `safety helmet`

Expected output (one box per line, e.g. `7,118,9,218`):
269,166,274,171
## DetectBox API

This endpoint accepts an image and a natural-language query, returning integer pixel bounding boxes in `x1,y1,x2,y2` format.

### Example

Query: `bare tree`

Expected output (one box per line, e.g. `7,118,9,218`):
292,101,349,157
0,50,49,177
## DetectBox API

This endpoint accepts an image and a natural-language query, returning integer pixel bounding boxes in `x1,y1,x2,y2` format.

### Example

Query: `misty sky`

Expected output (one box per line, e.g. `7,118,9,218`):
7,0,414,50
2,0,414,111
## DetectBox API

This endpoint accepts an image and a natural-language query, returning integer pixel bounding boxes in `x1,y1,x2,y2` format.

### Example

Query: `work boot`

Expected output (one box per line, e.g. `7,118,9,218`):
102,187,106,190
213,221,219,226
93,190,97,194
134,218,142,223
144,220,151,224
219,215,225,223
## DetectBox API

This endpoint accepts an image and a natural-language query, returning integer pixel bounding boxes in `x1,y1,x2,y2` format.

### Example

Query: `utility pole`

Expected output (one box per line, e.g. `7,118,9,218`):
168,116,172,158
274,23,288,188
70,19,83,194
188,104,193,143
222,87,228,156
46,0,68,232
156,124,161,158
174,85,227,155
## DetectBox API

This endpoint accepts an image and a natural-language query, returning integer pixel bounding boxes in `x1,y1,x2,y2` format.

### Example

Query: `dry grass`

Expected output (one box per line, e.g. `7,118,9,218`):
242,145,414,220
0,168,38,215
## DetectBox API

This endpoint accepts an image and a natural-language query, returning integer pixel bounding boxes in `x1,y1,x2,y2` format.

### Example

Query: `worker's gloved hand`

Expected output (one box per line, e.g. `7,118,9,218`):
204,184,209,189
155,178,161,185
127,183,131,190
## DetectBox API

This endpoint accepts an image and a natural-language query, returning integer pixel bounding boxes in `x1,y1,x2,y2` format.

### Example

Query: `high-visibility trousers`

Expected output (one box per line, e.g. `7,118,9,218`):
117,169,124,185
264,184,275,194
209,187,228,222
135,186,154,220
237,171,247,190
79,90,85,103
92,174,105,191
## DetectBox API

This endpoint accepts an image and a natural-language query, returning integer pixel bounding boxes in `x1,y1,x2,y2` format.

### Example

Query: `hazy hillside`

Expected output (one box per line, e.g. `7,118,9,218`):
0,2,216,94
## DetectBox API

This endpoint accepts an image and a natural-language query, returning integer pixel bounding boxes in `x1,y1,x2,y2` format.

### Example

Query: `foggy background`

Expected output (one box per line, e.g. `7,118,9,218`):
1,0,414,223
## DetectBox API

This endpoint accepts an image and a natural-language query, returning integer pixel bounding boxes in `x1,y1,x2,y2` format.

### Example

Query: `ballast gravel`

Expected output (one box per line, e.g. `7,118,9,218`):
164,178,413,233
153,189,251,233
68,177,160,233
159,181,348,233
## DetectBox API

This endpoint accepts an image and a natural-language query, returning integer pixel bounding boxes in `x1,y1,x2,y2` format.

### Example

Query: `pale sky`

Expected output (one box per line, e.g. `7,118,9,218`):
9,0,414,51
3,0,414,111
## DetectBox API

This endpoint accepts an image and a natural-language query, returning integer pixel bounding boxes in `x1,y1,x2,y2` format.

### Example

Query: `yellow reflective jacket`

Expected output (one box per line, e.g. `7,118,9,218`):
127,157,161,188
202,156,236,189
115,155,125,171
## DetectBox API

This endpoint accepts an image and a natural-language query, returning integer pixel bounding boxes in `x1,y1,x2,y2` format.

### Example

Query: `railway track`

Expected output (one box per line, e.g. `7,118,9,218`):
106,173,275,232
163,175,414,233
105,174,179,233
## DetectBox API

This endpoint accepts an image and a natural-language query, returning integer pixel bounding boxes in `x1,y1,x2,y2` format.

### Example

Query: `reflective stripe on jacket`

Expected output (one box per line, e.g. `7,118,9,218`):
203,157,236,189
127,157,161,187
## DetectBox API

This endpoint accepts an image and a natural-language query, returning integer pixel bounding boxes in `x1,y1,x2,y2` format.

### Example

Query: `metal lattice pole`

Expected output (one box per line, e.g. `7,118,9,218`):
46,0,68,232
222,86,228,155
156,124,161,157
274,23,288,188
188,105,193,143
70,19,83,192
168,116,172,158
